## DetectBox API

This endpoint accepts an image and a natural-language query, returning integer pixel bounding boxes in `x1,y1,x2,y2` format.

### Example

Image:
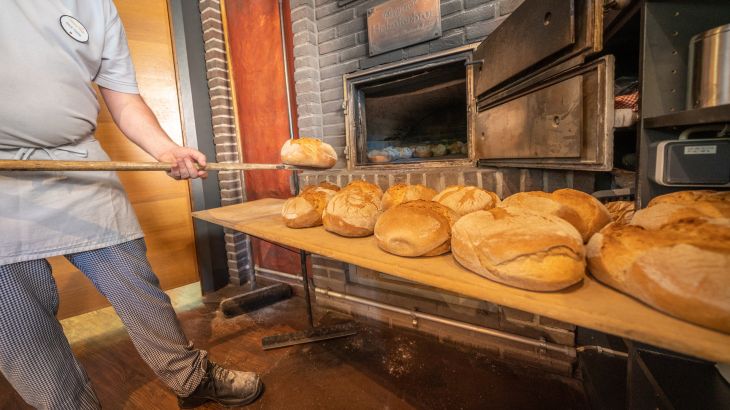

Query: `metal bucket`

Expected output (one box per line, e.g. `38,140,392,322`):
687,23,730,109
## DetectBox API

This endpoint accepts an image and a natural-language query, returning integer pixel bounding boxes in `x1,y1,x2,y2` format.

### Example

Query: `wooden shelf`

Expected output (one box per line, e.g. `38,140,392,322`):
644,104,730,129
193,198,730,364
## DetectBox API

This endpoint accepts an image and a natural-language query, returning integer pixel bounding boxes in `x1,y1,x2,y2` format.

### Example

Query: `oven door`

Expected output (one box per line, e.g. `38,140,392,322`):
470,0,615,171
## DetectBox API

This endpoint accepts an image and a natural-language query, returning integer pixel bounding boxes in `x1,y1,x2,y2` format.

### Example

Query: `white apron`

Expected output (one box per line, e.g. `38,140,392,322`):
0,137,144,265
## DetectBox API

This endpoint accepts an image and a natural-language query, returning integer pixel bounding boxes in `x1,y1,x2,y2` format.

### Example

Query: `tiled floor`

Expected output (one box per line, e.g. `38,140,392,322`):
0,283,587,409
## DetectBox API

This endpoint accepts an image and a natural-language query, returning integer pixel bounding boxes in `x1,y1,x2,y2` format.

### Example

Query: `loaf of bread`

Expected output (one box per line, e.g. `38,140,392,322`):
587,218,730,333
433,185,500,216
280,138,337,168
374,200,458,256
630,190,730,230
281,186,338,228
381,184,437,210
322,180,383,237
605,201,635,225
451,207,586,291
302,181,340,193
500,189,611,242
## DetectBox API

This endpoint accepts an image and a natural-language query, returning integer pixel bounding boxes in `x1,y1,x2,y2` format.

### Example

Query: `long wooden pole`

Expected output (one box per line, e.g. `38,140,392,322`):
0,160,306,172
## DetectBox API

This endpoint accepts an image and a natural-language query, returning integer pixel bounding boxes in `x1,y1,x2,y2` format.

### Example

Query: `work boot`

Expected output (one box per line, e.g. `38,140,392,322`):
177,362,263,408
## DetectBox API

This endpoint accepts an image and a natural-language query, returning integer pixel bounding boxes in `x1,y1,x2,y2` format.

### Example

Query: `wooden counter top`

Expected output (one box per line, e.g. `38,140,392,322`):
193,198,730,363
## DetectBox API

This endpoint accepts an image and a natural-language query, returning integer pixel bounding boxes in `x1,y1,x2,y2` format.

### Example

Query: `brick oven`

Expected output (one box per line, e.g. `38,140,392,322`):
253,0,607,374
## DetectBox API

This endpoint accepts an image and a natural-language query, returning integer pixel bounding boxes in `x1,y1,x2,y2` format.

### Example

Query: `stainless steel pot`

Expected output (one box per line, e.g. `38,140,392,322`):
687,23,730,109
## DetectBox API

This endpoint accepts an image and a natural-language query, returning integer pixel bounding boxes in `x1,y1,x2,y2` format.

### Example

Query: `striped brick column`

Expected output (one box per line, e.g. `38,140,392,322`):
198,0,252,286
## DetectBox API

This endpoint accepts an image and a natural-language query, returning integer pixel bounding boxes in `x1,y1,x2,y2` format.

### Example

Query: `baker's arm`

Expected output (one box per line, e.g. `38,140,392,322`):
99,87,208,180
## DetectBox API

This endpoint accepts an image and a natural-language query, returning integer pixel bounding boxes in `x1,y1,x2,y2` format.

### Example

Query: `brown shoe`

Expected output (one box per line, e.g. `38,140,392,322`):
177,362,263,408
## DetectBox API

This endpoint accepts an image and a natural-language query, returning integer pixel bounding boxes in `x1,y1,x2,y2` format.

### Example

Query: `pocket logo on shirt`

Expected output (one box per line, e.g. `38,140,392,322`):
59,15,89,43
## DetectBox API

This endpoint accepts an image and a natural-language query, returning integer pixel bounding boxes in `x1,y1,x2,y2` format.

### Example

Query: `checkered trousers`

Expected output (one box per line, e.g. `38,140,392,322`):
0,239,207,409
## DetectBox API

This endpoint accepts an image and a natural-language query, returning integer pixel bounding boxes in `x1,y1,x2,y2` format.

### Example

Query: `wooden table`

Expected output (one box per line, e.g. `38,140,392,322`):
193,198,730,364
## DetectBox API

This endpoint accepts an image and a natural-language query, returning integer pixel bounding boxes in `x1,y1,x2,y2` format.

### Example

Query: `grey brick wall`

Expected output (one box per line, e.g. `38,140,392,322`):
289,0,523,168
198,0,252,286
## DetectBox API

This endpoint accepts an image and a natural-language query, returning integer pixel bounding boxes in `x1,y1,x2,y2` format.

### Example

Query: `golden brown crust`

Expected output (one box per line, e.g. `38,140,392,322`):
301,181,340,193
586,218,730,333
281,187,337,228
280,138,337,168
551,189,612,242
631,190,730,230
322,182,383,237
605,201,635,225
451,207,585,291
433,185,500,216
374,200,457,257
381,184,437,210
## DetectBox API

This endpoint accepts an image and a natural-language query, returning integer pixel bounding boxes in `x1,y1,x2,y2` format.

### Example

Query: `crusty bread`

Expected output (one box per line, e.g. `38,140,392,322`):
631,190,730,230
433,185,500,216
586,218,730,333
451,207,586,291
302,181,340,193
280,138,337,168
647,190,730,207
374,200,457,257
322,181,383,237
605,201,635,225
381,184,437,210
281,187,337,228
500,189,610,242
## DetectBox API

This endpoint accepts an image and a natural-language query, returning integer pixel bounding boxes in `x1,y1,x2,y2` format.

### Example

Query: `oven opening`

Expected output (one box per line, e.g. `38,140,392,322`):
354,60,468,166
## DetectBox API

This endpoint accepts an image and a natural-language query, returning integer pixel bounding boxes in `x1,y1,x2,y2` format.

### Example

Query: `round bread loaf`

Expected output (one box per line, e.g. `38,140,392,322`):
433,185,500,216
322,181,383,237
281,187,337,228
500,190,609,242
631,190,730,230
280,138,337,168
551,189,611,241
302,181,340,193
587,218,730,333
374,200,458,257
381,184,437,210
451,207,585,291
605,200,635,225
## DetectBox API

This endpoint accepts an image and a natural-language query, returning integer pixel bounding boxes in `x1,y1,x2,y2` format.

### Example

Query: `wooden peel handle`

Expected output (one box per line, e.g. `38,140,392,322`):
0,160,301,171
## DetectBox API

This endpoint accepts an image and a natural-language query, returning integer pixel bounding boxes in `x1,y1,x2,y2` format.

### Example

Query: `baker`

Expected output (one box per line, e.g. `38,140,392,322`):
0,2,262,408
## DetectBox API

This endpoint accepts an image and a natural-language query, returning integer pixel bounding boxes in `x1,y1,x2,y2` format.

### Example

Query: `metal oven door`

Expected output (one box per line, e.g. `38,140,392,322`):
469,0,615,171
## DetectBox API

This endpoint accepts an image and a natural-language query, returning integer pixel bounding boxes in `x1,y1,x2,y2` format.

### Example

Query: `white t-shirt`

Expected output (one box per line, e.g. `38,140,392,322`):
0,0,145,264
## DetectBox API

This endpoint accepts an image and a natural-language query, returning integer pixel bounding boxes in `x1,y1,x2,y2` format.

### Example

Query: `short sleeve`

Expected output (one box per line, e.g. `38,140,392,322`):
94,2,139,94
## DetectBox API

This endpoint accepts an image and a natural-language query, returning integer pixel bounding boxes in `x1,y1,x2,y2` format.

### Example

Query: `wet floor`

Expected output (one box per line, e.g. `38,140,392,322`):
0,283,587,409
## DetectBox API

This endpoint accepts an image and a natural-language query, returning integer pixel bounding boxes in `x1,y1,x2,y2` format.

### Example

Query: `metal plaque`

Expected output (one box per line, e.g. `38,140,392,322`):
367,0,441,56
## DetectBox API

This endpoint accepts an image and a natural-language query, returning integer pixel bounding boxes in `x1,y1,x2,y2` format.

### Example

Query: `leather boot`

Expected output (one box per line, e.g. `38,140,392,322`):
177,362,263,408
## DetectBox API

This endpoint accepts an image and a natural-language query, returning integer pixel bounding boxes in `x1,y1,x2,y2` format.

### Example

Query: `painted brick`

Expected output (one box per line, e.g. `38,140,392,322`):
323,124,346,136
339,44,368,62
320,60,359,80
291,5,315,22
403,42,430,58
293,30,317,47
357,31,368,44
464,0,492,9
319,53,339,68
442,4,495,32
321,100,343,114
319,34,357,54
291,0,316,7
360,49,405,69
337,18,366,38
319,87,343,101
298,115,321,128
429,30,465,53
292,18,316,33
294,43,318,58
318,9,354,30
319,77,343,92
500,168,521,197
318,27,336,43
498,0,524,15
441,0,463,16
315,2,340,18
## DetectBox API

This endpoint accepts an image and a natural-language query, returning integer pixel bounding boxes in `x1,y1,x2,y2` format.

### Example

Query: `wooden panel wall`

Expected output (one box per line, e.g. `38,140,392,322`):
52,0,199,319
223,0,301,274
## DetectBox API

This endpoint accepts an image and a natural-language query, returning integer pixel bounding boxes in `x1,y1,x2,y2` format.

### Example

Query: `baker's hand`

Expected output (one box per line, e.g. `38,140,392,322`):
157,146,208,180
